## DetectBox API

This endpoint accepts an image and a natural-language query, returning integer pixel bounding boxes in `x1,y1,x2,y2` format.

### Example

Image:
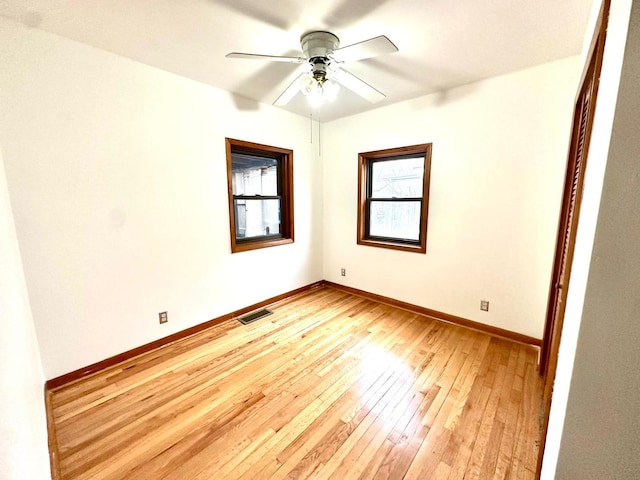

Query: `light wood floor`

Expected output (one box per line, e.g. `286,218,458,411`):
50,286,543,479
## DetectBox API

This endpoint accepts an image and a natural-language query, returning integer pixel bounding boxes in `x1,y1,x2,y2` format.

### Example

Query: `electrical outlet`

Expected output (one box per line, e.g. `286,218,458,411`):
341,268,346,276
480,300,489,312
159,311,168,324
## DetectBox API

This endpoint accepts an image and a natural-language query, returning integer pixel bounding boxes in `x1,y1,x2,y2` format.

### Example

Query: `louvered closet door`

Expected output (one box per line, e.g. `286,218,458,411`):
540,58,596,378
554,87,591,353
536,1,608,473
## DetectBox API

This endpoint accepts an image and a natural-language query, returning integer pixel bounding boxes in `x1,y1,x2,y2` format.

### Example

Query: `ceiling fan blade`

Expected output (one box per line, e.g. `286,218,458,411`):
331,35,398,63
273,73,305,106
332,68,385,103
226,52,306,64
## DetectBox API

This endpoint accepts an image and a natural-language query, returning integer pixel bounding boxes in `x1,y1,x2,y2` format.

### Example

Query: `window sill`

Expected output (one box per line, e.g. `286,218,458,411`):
357,238,426,254
232,237,294,253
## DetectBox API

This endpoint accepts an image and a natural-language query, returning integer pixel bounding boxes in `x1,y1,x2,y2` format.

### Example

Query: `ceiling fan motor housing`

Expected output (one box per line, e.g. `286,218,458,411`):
301,31,339,62
301,31,339,81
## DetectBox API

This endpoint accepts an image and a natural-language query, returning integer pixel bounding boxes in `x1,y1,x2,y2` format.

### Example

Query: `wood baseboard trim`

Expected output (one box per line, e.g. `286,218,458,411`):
44,386,61,480
322,281,542,347
45,279,539,390
45,281,324,390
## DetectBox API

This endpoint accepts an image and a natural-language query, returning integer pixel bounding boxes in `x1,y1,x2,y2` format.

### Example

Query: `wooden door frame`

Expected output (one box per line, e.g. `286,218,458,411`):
536,0,610,474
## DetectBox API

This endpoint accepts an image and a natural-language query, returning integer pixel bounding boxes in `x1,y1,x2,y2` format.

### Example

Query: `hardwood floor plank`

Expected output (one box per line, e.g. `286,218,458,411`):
312,333,431,479
402,331,481,479
49,287,543,479
444,340,511,479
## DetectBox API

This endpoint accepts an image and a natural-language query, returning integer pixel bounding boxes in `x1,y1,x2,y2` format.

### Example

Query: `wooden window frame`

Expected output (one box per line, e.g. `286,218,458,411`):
357,144,432,253
225,138,294,253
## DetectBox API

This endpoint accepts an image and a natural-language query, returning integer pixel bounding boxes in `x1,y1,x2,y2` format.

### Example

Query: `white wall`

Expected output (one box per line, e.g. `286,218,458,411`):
0,150,51,479
0,18,322,379
540,0,634,476
321,58,580,339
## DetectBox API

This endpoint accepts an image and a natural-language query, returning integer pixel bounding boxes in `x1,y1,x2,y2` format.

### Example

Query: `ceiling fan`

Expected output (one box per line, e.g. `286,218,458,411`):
226,31,398,107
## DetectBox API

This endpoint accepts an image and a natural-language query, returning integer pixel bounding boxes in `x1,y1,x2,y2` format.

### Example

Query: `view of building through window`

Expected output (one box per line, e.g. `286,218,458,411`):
231,156,281,238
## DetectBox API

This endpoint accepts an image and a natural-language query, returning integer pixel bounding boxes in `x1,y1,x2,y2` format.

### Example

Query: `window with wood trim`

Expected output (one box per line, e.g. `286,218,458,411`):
357,144,432,253
225,138,294,253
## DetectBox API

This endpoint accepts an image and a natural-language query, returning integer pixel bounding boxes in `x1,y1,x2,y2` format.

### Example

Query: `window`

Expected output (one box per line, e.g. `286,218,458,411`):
357,144,432,253
225,138,294,253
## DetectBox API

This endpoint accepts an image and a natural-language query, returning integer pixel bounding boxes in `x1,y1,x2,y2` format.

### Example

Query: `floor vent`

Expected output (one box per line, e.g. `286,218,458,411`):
238,308,273,325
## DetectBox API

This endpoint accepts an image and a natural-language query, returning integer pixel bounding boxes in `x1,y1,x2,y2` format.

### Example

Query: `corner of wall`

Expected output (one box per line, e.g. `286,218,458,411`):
0,147,51,479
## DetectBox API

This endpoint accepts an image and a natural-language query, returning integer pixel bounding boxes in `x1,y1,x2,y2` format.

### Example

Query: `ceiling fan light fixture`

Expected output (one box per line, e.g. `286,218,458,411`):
299,73,340,108
322,78,339,101
307,86,324,108
299,74,317,96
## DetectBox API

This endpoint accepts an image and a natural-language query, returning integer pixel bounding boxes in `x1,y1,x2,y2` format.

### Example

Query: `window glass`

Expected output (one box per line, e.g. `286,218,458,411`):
234,199,281,239
371,157,424,199
231,155,278,196
369,200,421,241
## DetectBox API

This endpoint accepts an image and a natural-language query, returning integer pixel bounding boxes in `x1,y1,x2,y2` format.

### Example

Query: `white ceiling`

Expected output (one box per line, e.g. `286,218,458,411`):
0,0,593,122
